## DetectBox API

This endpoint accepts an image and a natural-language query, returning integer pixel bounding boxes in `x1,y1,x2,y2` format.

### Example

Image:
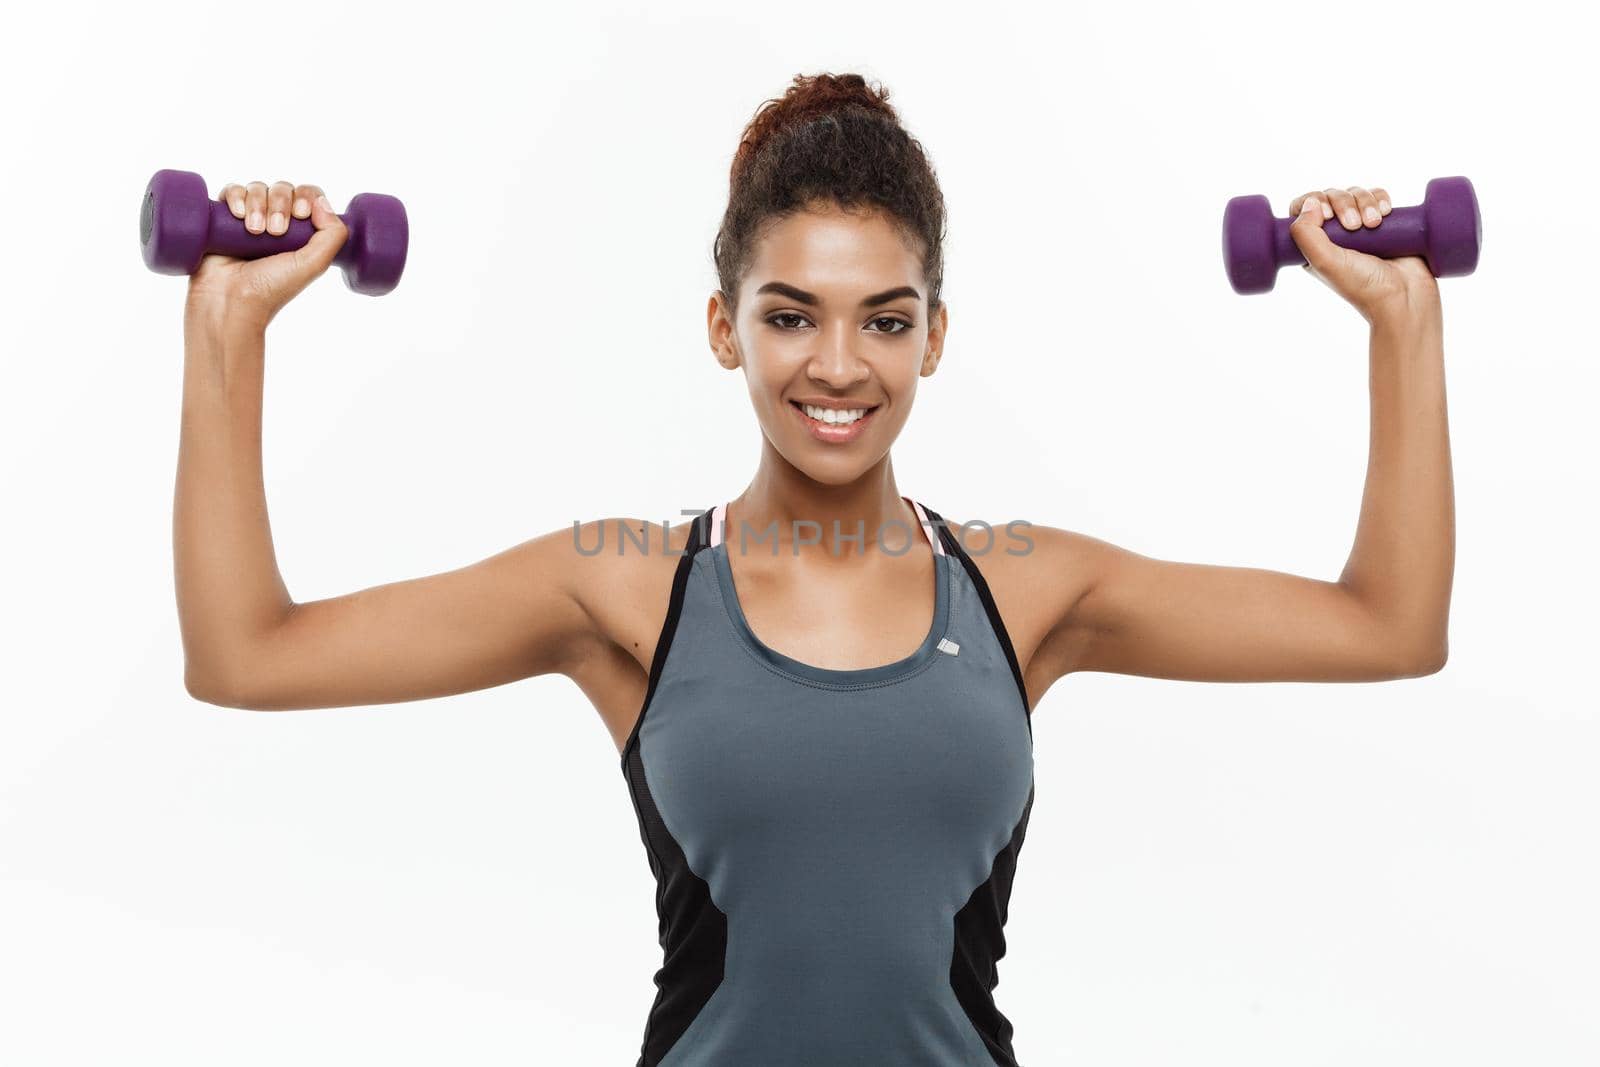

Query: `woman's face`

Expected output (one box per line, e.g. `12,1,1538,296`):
707,202,947,485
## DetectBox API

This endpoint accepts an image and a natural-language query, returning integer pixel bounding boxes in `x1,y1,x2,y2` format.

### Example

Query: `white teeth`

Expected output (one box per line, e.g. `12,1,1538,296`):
801,404,869,424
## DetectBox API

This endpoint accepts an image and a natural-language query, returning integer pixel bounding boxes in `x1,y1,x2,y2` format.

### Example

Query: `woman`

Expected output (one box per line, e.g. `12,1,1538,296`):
175,72,1452,1066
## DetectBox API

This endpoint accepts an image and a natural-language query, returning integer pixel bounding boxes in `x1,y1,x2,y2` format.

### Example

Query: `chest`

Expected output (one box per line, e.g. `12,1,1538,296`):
635,548,1033,859
725,549,941,673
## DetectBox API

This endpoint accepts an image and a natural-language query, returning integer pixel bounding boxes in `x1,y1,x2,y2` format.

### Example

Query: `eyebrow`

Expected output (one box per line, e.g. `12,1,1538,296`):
754,281,922,308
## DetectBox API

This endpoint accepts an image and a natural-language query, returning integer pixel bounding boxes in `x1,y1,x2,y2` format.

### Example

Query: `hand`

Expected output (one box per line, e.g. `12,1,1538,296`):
185,179,348,331
1289,185,1441,325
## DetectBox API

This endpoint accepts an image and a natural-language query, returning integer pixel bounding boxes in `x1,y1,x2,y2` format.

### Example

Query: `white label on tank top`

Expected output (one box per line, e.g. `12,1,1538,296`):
937,637,960,656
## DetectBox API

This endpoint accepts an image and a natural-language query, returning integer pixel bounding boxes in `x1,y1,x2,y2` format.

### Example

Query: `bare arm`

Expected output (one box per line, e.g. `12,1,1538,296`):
1036,187,1453,684
174,177,605,710
175,311,608,709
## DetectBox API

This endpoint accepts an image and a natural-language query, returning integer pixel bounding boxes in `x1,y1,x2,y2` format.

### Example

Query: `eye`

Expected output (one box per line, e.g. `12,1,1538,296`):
869,316,912,334
765,313,913,334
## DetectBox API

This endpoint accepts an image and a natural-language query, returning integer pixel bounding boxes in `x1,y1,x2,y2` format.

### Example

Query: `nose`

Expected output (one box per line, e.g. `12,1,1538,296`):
805,321,870,387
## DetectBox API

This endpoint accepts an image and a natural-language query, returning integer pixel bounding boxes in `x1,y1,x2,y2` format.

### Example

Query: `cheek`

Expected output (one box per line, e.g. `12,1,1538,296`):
740,342,798,388
879,363,923,400
743,359,790,403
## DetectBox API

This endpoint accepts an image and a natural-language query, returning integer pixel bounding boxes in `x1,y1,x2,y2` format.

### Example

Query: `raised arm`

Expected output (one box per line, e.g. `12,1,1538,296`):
174,178,607,710
1034,183,1454,685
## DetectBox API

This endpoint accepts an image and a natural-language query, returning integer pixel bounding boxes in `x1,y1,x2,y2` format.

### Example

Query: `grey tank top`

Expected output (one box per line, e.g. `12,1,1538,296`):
619,498,1035,1065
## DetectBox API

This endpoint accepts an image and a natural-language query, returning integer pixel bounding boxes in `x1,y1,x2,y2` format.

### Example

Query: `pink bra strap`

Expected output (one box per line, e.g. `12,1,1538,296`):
707,502,726,547
908,498,946,556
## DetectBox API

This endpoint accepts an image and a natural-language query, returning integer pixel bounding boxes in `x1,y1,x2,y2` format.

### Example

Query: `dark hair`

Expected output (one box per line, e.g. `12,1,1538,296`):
713,72,947,318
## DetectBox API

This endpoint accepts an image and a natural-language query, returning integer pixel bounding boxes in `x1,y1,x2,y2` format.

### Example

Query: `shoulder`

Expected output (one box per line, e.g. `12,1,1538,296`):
555,513,705,671
933,514,1112,675
563,513,703,603
930,512,1099,574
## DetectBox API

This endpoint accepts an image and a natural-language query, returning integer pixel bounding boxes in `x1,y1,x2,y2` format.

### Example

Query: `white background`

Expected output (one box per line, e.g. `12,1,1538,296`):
3,1,1595,1063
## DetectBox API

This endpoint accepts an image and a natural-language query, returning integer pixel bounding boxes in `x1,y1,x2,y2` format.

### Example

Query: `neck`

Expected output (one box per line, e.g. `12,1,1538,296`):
728,451,918,557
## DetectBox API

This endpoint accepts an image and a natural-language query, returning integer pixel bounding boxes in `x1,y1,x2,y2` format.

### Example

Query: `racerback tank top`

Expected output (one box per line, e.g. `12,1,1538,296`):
619,497,1036,1066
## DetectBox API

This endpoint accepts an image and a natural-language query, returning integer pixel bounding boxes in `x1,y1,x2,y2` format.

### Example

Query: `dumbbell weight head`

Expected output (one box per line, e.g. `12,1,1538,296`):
1222,175,1481,295
1221,194,1279,295
140,168,409,296
1420,175,1482,278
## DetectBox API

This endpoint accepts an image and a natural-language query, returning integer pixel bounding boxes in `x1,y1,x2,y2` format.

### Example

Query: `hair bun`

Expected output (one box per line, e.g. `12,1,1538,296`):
714,70,946,314
730,72,899,187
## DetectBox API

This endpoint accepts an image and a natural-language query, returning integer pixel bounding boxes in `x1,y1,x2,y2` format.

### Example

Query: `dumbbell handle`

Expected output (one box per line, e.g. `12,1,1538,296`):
199,199,359,267
1273,205,1427,267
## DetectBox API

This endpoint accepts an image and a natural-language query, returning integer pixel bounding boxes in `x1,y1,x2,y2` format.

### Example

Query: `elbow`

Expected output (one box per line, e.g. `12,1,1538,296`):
182,614,296,710
1389,638,1449,679
184,661,270,710
1411,643,1449,677
1352,598,1449,679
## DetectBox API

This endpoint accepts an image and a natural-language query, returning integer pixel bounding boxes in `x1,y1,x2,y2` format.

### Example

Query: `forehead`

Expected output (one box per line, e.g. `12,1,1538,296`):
745,204,922,297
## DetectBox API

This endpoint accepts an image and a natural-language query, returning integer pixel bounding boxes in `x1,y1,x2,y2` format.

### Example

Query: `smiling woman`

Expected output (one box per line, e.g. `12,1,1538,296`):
702,73,951,488
170,67,1454,1067
615,74,1048,1065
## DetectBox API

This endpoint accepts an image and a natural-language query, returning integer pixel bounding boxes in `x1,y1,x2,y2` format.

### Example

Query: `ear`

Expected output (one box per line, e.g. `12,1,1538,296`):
919,301,948,376
707,291,742,370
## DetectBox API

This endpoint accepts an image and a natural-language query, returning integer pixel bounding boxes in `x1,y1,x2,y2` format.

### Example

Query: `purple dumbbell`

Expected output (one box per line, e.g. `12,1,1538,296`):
1222,175,1481,295
139,169,409,296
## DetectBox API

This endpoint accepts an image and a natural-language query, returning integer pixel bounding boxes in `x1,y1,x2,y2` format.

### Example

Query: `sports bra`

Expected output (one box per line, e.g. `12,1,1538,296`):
619,497,1035,1065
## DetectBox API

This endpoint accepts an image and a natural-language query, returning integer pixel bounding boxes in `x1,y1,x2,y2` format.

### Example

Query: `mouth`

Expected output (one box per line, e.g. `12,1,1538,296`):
789,399,882,444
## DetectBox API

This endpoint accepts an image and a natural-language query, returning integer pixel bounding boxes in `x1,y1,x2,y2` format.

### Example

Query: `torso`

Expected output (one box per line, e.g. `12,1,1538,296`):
606,499,1037,1064
569,505,1081,756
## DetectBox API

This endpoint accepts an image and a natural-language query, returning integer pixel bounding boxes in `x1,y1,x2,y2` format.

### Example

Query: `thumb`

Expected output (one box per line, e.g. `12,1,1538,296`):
294,194,349,278
246,195,350,318
1289,197,1340,280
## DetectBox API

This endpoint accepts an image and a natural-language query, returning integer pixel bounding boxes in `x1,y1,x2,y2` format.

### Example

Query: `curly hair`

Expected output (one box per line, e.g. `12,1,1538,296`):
712,72,947,318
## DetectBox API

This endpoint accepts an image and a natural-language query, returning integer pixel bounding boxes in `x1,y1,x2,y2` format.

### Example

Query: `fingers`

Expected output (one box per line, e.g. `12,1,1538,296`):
1288,191,1335,221
239,181,269,234
1288,185,1394,229
219,182,247,220
1319,187,1364,230
265,181,295,235
218,179,333,232
1344,186,1383,228
292,183,324,221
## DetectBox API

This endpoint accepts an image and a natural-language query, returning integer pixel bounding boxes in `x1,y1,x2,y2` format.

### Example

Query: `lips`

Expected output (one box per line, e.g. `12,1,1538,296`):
789,399,880,417
789,399,882,443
